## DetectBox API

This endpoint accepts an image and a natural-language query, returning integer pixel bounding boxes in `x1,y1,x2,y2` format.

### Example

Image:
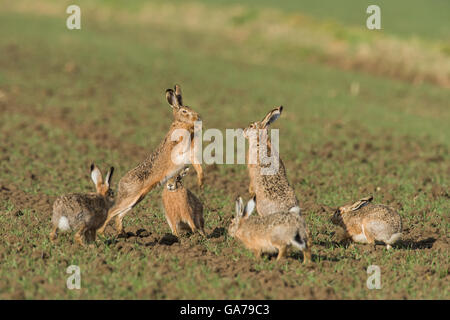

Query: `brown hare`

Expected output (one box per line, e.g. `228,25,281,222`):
243,106,299,216
50,164,114,245
228,196,311,263
331,196,403,249
162,167,205,237
97,85,203,236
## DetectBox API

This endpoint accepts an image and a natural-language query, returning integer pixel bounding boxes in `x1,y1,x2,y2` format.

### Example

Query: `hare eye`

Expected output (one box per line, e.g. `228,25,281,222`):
182,110,187,114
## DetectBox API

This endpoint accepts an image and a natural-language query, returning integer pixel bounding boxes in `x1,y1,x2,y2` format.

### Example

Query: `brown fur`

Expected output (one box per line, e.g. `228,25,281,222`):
243,106,298,216
50,164,114,246
229,197,311,263
332,196,403,249
162,169,205,237
97,85,203,235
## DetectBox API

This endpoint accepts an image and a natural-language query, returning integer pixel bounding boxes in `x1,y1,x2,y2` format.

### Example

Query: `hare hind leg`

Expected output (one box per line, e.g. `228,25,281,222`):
97,206,127,235
115,207,133,235
302,247,312,264
198,227,206,237
74,224,87,246
194,214,206,236
249,182,254,195
85,228,97,243
98,196,138,235
361,223,377,250
191,163,204,187
97,206,120,235
49,226,58,242
276,245,287,261
385,232,402,250
172,225,180,238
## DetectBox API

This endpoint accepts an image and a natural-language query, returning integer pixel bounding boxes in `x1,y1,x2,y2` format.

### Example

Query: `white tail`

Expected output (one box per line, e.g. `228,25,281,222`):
289,206,301,214
58,216,70,231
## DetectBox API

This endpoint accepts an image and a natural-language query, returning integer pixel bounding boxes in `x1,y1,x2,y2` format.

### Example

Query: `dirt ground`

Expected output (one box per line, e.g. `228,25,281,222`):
0,97,448,299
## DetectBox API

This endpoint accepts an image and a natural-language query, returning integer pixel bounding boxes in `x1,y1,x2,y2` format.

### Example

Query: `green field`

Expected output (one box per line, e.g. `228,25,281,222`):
0,0,448,299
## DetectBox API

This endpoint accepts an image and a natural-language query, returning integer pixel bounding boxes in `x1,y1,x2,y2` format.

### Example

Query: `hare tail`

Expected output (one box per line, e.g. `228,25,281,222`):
290,232,306,250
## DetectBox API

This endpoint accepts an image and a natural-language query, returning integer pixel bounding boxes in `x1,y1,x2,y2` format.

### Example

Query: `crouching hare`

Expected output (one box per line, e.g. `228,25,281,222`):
50,164,114,245
228,196,311,263
331,196,402,249
162,167,205,237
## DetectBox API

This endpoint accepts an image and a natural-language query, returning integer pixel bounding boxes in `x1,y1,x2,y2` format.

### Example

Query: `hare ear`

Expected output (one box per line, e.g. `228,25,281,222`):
105,167,114,187
261,106,283,128
351,196,373,211
176,167,189,182
235,197,244,218
174,84,183,106
360,195,374,202
90,163,103,187
181,166,190,176
166,88,180,109
244,196,256,217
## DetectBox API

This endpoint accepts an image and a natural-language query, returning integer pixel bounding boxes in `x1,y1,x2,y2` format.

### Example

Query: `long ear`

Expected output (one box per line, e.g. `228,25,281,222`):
261,106,283,128
90,163,103,187
244,195,256,217
176,167,189,183
235,197,244,218
174,84,183,106
351,196,373,211
180,166,190,177
105,167,114,187
166,88,180,109
360,195,374,202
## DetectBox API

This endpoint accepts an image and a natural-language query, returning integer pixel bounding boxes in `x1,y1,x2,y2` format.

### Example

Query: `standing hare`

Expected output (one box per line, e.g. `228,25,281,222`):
162,167,205,237
97,85,203,236
228,196,311,263
331,196,403,249
50,164,114,245
243,106,299,216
